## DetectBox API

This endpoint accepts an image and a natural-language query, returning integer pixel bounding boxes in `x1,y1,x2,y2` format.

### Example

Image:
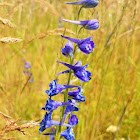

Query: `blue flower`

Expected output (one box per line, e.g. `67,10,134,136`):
29,78,34,82
69,114,79,125
61,127,75,140
39,111,72,133
42,128,55,140
65,100,80,114
43,127,75,140
24,61,31,69
68,87,86,102
66,0,99,8
57,61,92,82
45,80,80,97
62,41,74,57
61,35,95,54
62,19,99,30
63,99,80,123
41,98,76,112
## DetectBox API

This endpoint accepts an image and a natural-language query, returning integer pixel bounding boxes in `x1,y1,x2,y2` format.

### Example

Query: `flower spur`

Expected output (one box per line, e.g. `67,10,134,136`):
66,0,99,9
62,19,99,30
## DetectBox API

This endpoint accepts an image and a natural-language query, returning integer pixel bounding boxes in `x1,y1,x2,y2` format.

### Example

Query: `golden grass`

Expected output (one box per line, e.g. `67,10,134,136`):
0,0,140,140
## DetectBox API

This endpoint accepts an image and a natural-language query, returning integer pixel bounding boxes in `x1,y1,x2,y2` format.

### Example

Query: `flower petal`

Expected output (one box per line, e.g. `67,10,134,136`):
57,61,80,70
57,70,70,75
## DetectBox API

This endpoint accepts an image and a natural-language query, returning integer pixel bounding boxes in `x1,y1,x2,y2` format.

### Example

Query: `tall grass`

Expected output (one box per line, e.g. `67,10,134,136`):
0,0,140,139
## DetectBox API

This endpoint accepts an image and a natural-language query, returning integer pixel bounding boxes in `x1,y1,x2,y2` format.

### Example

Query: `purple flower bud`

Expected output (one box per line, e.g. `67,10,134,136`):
66,0,99,8
62,19,99,30
62,41,74,57
69,114,79,125
61,35,95,54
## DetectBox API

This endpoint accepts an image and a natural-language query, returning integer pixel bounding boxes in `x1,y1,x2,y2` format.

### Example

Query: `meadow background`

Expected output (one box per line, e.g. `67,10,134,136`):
0,0,140,140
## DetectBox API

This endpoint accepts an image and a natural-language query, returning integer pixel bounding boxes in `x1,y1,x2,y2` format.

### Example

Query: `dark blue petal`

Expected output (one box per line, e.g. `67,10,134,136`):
68,87,86,102
46,80,80,97
39,111,53,133
66,0,88,5
75,70,92,82
42,98,75,111
61,35,95,54
78,40,95,54
61,127,75,140
69,114,79,125
57,70,70,75
57,61,92,82
65,103,80,114
62,41,74,57
61,35,92,45
57,61,80,70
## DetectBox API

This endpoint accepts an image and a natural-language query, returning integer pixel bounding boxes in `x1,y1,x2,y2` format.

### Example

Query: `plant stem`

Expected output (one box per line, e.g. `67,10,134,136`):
55,46,77,140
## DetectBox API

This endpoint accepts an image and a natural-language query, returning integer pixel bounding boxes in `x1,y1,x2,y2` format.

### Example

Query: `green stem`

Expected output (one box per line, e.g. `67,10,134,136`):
55,46,77,140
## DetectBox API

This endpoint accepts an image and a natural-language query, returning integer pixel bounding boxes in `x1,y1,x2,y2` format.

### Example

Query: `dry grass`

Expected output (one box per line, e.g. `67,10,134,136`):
0,112,39,139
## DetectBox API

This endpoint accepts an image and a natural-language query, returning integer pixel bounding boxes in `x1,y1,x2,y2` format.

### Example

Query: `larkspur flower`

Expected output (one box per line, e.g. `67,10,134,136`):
61,35,95,54
61,127,75,140
62,19,99,30
43,128,55,140
65,100,80,114
43,127,75,140
57,61,92,82
68,87,86,102
66,0,99,8
69,114,79,125
62,41,74,57
39,111,73,133
45,80,80,97
24,61,31,69
63,99,80,123
41,97,77,111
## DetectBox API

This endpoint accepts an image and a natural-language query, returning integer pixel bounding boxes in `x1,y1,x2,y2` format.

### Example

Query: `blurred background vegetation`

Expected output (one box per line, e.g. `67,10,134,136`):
0,0,140,139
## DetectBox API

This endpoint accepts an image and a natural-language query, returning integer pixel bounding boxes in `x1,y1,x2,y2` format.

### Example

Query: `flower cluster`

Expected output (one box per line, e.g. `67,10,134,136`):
39,0,99,139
